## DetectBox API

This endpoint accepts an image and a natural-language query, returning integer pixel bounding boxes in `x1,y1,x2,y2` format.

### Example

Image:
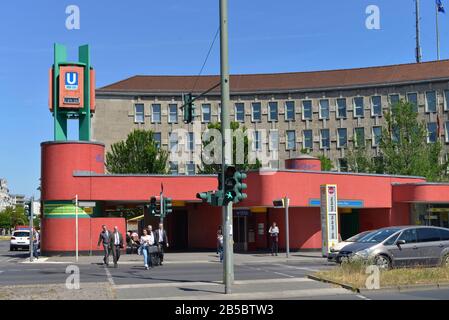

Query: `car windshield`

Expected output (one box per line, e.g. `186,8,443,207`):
13,232,29,237
345,231,372,242
358,228,401,243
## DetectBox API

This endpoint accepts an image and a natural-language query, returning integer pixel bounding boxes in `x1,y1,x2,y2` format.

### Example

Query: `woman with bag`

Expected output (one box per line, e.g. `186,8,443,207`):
140,229,154,270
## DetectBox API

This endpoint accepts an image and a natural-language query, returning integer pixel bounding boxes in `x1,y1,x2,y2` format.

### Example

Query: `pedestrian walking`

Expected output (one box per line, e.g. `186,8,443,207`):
217,229,224,263
97,225,111,266
109,226,124,268
269,222,279,256
140,229,155,270
155,223,169,265
32,229,40,259
216,225,222,255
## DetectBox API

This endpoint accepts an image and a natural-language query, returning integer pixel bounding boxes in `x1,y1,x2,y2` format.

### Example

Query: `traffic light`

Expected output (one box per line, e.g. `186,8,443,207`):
196,190,224,207
223,166,237,206
233,171,248,204
24,201,31,217
163,197,173,215
183,93,195,124
148,196,160,216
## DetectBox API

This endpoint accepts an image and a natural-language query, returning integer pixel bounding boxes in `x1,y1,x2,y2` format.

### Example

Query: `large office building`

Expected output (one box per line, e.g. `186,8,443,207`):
94,60,449,173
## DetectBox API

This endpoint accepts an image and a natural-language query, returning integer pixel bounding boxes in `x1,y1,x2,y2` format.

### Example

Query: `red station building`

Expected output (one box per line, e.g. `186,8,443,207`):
40,141,449,255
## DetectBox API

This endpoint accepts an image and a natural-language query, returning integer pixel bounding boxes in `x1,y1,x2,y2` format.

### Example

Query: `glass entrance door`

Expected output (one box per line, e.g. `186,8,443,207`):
233,215,247,252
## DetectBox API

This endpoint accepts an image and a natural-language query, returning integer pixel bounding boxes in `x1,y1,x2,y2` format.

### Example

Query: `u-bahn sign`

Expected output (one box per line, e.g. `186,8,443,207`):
320,184,339,257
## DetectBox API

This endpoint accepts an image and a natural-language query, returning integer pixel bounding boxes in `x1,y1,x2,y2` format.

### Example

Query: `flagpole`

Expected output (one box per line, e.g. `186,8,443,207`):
436,2,441,61
416,0,422,63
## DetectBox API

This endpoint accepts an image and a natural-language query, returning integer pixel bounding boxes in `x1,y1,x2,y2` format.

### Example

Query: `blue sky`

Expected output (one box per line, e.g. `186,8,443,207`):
0,0,449,198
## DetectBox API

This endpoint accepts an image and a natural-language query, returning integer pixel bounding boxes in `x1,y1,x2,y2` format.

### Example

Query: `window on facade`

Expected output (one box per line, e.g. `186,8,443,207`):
426,91,437,113
286,130,296,150
337,98,347,118
427,122,437,143
320,129,330,149
392,125,400,143
372,126,382,147
285,101,295,121
269,130,279,151
338,159,348,172
268,102,278,122
446,121,449,143
354,97,364,117
186,162,196,175
371,96,382,116
169,132,178,153
302,100,312,120
153,132,161,148
202,104,211,123
187,132,195,151
235,103,245,122
303,130,313,150
151,104,161,123
134,104,144,123
168,104,178,123
389,94,400,106
354,127,365,147
253,131,262,151
169,162,178,175
444,90,449,111
252,102,262,122
319,99,330,120
407,92,419,112
337,128,347,148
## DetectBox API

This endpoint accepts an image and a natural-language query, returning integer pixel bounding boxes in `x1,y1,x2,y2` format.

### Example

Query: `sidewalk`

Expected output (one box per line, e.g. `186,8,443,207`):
28,251,326,265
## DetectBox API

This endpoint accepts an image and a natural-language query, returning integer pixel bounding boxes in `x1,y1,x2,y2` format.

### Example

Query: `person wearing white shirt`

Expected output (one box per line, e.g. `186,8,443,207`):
269,222,280,256
140,229,154,270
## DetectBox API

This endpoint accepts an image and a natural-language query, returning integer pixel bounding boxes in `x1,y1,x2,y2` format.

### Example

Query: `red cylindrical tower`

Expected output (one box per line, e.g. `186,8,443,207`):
285,155,322,171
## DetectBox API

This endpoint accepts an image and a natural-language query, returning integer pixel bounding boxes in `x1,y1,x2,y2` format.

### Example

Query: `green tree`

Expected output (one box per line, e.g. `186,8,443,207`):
345,100,448,181
0,208,12,229
0,206,28,230
106,129,168,174
198,122,261,174
318,155,333,171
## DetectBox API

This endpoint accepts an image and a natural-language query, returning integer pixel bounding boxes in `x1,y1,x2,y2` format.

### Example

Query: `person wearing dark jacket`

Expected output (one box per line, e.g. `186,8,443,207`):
109,226,124,268
155,223,169,265
97,225,111,266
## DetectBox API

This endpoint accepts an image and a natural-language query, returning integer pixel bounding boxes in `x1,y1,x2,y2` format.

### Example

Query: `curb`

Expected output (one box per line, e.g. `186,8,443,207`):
307,274,360,293
308,274,449,294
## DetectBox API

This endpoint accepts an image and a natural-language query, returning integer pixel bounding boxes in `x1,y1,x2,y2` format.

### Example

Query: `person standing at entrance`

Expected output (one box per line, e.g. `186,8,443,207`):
155,223,169,265
109,226,124,268
217,229,224,263
269,222,279,256
97,225,111,266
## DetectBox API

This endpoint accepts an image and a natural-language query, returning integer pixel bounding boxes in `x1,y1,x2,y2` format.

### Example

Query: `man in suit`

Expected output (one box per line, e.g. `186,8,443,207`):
109,226,124,268
155,223,169,265
97,225,111,266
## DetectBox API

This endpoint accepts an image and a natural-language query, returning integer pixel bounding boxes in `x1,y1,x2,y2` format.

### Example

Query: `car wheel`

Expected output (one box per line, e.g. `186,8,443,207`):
441,254,449,268
374,255,391,270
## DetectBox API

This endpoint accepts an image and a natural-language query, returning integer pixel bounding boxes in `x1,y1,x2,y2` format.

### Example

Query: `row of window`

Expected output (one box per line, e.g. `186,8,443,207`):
133,90,449,124
153,121,449,154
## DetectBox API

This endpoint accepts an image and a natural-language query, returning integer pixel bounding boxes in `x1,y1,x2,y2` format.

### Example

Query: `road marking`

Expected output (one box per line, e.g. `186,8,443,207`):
104,267,115,286
356,294,371,300
114,277,313,290
274,264,320,272
132,287,352,300
272,271,295,278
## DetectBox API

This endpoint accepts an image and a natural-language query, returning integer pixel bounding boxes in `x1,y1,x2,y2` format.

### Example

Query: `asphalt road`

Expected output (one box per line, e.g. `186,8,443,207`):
1,240,448,300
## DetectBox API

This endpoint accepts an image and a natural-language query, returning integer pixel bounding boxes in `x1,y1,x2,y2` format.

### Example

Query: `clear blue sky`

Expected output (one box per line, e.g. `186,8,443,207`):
0,0,448,198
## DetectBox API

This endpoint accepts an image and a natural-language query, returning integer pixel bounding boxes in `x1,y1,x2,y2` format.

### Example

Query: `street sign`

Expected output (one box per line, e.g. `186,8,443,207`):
78,201,96,208
320,185,339,257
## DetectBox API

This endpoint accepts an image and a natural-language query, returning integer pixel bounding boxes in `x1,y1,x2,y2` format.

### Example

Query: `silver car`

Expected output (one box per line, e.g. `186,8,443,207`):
336,226,449,269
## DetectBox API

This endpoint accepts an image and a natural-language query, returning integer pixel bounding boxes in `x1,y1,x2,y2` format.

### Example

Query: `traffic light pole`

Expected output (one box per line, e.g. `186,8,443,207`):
29,197,34,262
220,0,234,294
160,192,164,224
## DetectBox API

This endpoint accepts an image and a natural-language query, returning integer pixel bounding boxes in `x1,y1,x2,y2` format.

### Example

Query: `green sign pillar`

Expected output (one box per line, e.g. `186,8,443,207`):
51,43,93,141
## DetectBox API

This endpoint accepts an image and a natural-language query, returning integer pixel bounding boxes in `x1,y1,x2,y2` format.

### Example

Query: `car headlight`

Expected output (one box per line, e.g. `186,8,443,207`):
355,249,371,259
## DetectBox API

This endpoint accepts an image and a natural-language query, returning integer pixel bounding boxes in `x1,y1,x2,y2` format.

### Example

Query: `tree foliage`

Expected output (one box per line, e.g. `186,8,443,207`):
198,122,262,174
0,206,28,230
345,100,448,181
106,129,168,174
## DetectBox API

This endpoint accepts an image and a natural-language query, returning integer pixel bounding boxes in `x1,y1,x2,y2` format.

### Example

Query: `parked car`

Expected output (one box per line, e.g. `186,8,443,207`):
328,230,373,262
10,230,30,251
336,226,449,269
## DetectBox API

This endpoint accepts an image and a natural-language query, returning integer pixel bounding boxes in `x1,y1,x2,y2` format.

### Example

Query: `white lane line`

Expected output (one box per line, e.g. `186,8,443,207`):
356,294,371,300
272,271,295,278
104,267,115,286
133,287,352,300
114,277,312,290
274,264,320,272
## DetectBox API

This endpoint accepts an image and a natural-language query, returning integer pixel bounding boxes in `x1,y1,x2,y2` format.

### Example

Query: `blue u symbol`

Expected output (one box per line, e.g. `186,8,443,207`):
66,72,78,85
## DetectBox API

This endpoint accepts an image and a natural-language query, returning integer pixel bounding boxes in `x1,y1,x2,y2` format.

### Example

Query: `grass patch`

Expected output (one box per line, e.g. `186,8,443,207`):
315,261,449,289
